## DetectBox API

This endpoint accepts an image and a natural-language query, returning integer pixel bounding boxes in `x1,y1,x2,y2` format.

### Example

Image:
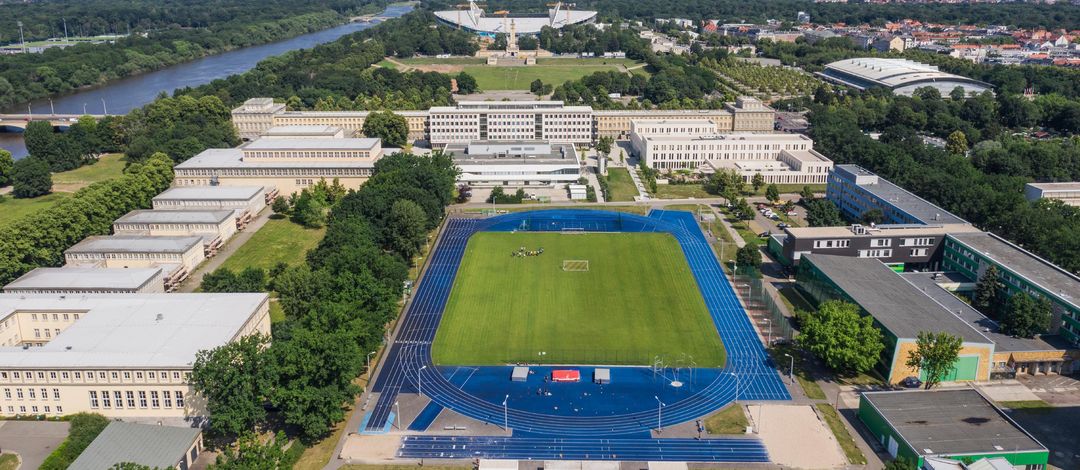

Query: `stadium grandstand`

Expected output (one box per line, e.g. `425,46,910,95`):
817,58,993,97
435,1,598,36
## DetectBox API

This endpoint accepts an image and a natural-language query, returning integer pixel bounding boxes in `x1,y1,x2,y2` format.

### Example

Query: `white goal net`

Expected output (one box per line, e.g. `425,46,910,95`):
562,260,590,272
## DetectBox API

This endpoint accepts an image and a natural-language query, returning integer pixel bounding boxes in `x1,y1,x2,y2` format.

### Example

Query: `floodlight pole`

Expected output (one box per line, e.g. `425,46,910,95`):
502,394,509,430
729,372,740,404
765,318,772,346
654,396,664,434
417,365,427,398
783,353,794,383
394,401,401,429
366,350,376,373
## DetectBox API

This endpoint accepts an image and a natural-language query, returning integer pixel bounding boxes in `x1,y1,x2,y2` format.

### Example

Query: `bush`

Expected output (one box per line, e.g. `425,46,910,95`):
11,156,52,198
39,413,109,470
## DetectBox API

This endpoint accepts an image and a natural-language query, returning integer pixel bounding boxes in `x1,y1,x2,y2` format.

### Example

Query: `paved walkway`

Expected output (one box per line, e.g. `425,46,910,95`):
0,421,70,470
176,208,273,292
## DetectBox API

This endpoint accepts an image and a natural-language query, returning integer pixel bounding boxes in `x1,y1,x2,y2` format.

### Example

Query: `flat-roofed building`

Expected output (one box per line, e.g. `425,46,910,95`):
113,210,238,256
858,390,1048,468
260,125,347,139
0,293,270,419
771,223,981,268
447,140,581,187
430,101,594,148
798,254,997,384
630,130,832,183
268,110,428,142
944,231,1080,347
232,98,286,140
593,109,738,140
1024,182,1080,207
3,268,165,295
64,236,206,290
152,186,268,229
173,138,383,195
70,421,203,470
828,164,967,225
726,97,775,131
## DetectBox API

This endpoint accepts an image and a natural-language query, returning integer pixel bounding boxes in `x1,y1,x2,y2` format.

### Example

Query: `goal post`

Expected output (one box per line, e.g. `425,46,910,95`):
562,260,590,272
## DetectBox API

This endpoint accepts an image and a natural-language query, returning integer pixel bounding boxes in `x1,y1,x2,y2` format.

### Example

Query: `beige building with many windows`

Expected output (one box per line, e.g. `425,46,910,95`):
113,210,238,256
230,97,776,144
3,268,166,295
152,186,269,229
629,122,833,183
0,293,270,419
64,236,207,290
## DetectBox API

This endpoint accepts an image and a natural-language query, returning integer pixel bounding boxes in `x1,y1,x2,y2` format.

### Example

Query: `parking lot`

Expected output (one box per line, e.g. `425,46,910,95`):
1017,374,1080,405
0,420,70,470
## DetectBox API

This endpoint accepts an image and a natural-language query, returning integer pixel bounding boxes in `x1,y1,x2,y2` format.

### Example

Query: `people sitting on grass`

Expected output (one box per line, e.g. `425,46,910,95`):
511,246,545,257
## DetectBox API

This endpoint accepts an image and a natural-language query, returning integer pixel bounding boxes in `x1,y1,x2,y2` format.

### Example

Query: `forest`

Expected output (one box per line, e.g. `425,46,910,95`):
0,0,393,109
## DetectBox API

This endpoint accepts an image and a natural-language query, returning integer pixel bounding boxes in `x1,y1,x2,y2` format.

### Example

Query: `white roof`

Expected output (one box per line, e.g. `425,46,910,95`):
262,125,343,136
1026,181,1080,191
176,149,378,169
821,58,992,94
66,236,203,254
640,132,813,143
4,268,163,291
434,8,597,34
242,137,379,151
154,185,265,201
114,210,234,225
0,293,267,368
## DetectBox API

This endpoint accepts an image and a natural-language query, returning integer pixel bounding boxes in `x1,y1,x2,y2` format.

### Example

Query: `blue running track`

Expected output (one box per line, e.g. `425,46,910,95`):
398,435,769,462
366,210,788,454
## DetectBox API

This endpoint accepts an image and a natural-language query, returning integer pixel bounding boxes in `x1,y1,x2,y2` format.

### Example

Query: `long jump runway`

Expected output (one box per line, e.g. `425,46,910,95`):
365,210,788,460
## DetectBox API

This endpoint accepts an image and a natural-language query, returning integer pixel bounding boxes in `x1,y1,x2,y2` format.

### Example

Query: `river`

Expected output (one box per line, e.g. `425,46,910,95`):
0,4,412,158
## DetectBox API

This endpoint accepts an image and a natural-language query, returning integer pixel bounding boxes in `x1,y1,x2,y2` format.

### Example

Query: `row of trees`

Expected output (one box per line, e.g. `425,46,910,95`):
974,266,1053,338
0,151,175,284
191,152,458,443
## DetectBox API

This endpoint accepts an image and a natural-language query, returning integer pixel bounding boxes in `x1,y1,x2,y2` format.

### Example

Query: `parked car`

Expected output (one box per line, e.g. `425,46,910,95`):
758,231,770,238
777,222,789,229
769,214,780,220
900,376,922,389
787,211,798,216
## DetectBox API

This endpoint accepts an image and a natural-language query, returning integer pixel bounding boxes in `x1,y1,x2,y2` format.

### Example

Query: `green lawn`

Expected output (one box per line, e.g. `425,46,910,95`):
0,453,18,470
398,57,486,65
704,404,749,435
0,192,71,228
51,153,126,186
654,184,711,199
816,404,867,465
463,64,628,90
432,232,725,366
605,167,639,201
219,218,326,272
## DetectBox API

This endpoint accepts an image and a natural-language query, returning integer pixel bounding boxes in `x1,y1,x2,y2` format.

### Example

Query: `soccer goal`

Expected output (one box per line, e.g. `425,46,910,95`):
562,260,590,272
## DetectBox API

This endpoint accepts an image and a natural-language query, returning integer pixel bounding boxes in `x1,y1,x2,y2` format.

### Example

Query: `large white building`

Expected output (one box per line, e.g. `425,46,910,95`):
433,1,597,35
630,120,833,184
174,138,382,195
3,268,166,295
230,98,776,144
817,58,993,97
446,141,581,187
1024,182,1080,207
0,293,270,419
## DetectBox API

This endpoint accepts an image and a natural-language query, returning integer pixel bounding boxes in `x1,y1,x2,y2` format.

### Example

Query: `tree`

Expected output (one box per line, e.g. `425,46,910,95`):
291,189,327,228
455,72,479,94
456,184,472,203
1001,292,1052,338
973,265,1005,316
361,110,409,148
883,457,916,470
735,245,761,270
946,130,969,155
0,149,13,187
799,185,815,202
387,199,429,261
200,267,267,293
751,173,765,193
804,199,844,227
798,300,884,374
189,334,271,437
765,183,780,204
906,331,962,389
209,432,287,469
488,185,505,203
530,79,546,96
271,195,291,215
860,208,884,225
39,413,110,470
704,169,744,200
11,156,52,198
596,136,614,158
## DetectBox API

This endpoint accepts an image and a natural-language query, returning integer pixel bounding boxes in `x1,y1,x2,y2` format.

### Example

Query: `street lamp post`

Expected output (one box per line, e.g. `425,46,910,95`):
394,401,401,429
765,318,772,346
366,351,376,373
502,394,509,430
653,396,665,434
417,365,427,398
728,372,740,403
783,353,794,383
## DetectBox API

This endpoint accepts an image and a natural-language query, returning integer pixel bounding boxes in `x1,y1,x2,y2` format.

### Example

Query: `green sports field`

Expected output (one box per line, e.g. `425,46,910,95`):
431,232,725,366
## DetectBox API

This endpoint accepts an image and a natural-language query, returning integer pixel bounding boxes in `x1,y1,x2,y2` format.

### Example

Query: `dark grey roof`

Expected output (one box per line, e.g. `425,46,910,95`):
862,389,1045,457
900,273,1063,353
69,422,200,470
833,165,968,225
948,232,1079,310
802,254,991,343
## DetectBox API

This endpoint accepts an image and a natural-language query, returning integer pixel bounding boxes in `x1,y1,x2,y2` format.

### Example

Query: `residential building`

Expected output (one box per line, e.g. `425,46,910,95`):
64,236,206,290
771,222,982,268
1024,182,1080,206
827,164,968,225
630,127,833,183
152,186,269,229
70,422,203,470
943,232,1080,347
3,268,165,295
858,390,1048,469
113,210,238,256
817,58,993,97
0,293,271,418
447,141,581,187
798,254,996,384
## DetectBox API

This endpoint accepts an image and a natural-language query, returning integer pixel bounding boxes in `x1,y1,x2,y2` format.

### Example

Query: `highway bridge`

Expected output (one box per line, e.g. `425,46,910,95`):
0,114,109,131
